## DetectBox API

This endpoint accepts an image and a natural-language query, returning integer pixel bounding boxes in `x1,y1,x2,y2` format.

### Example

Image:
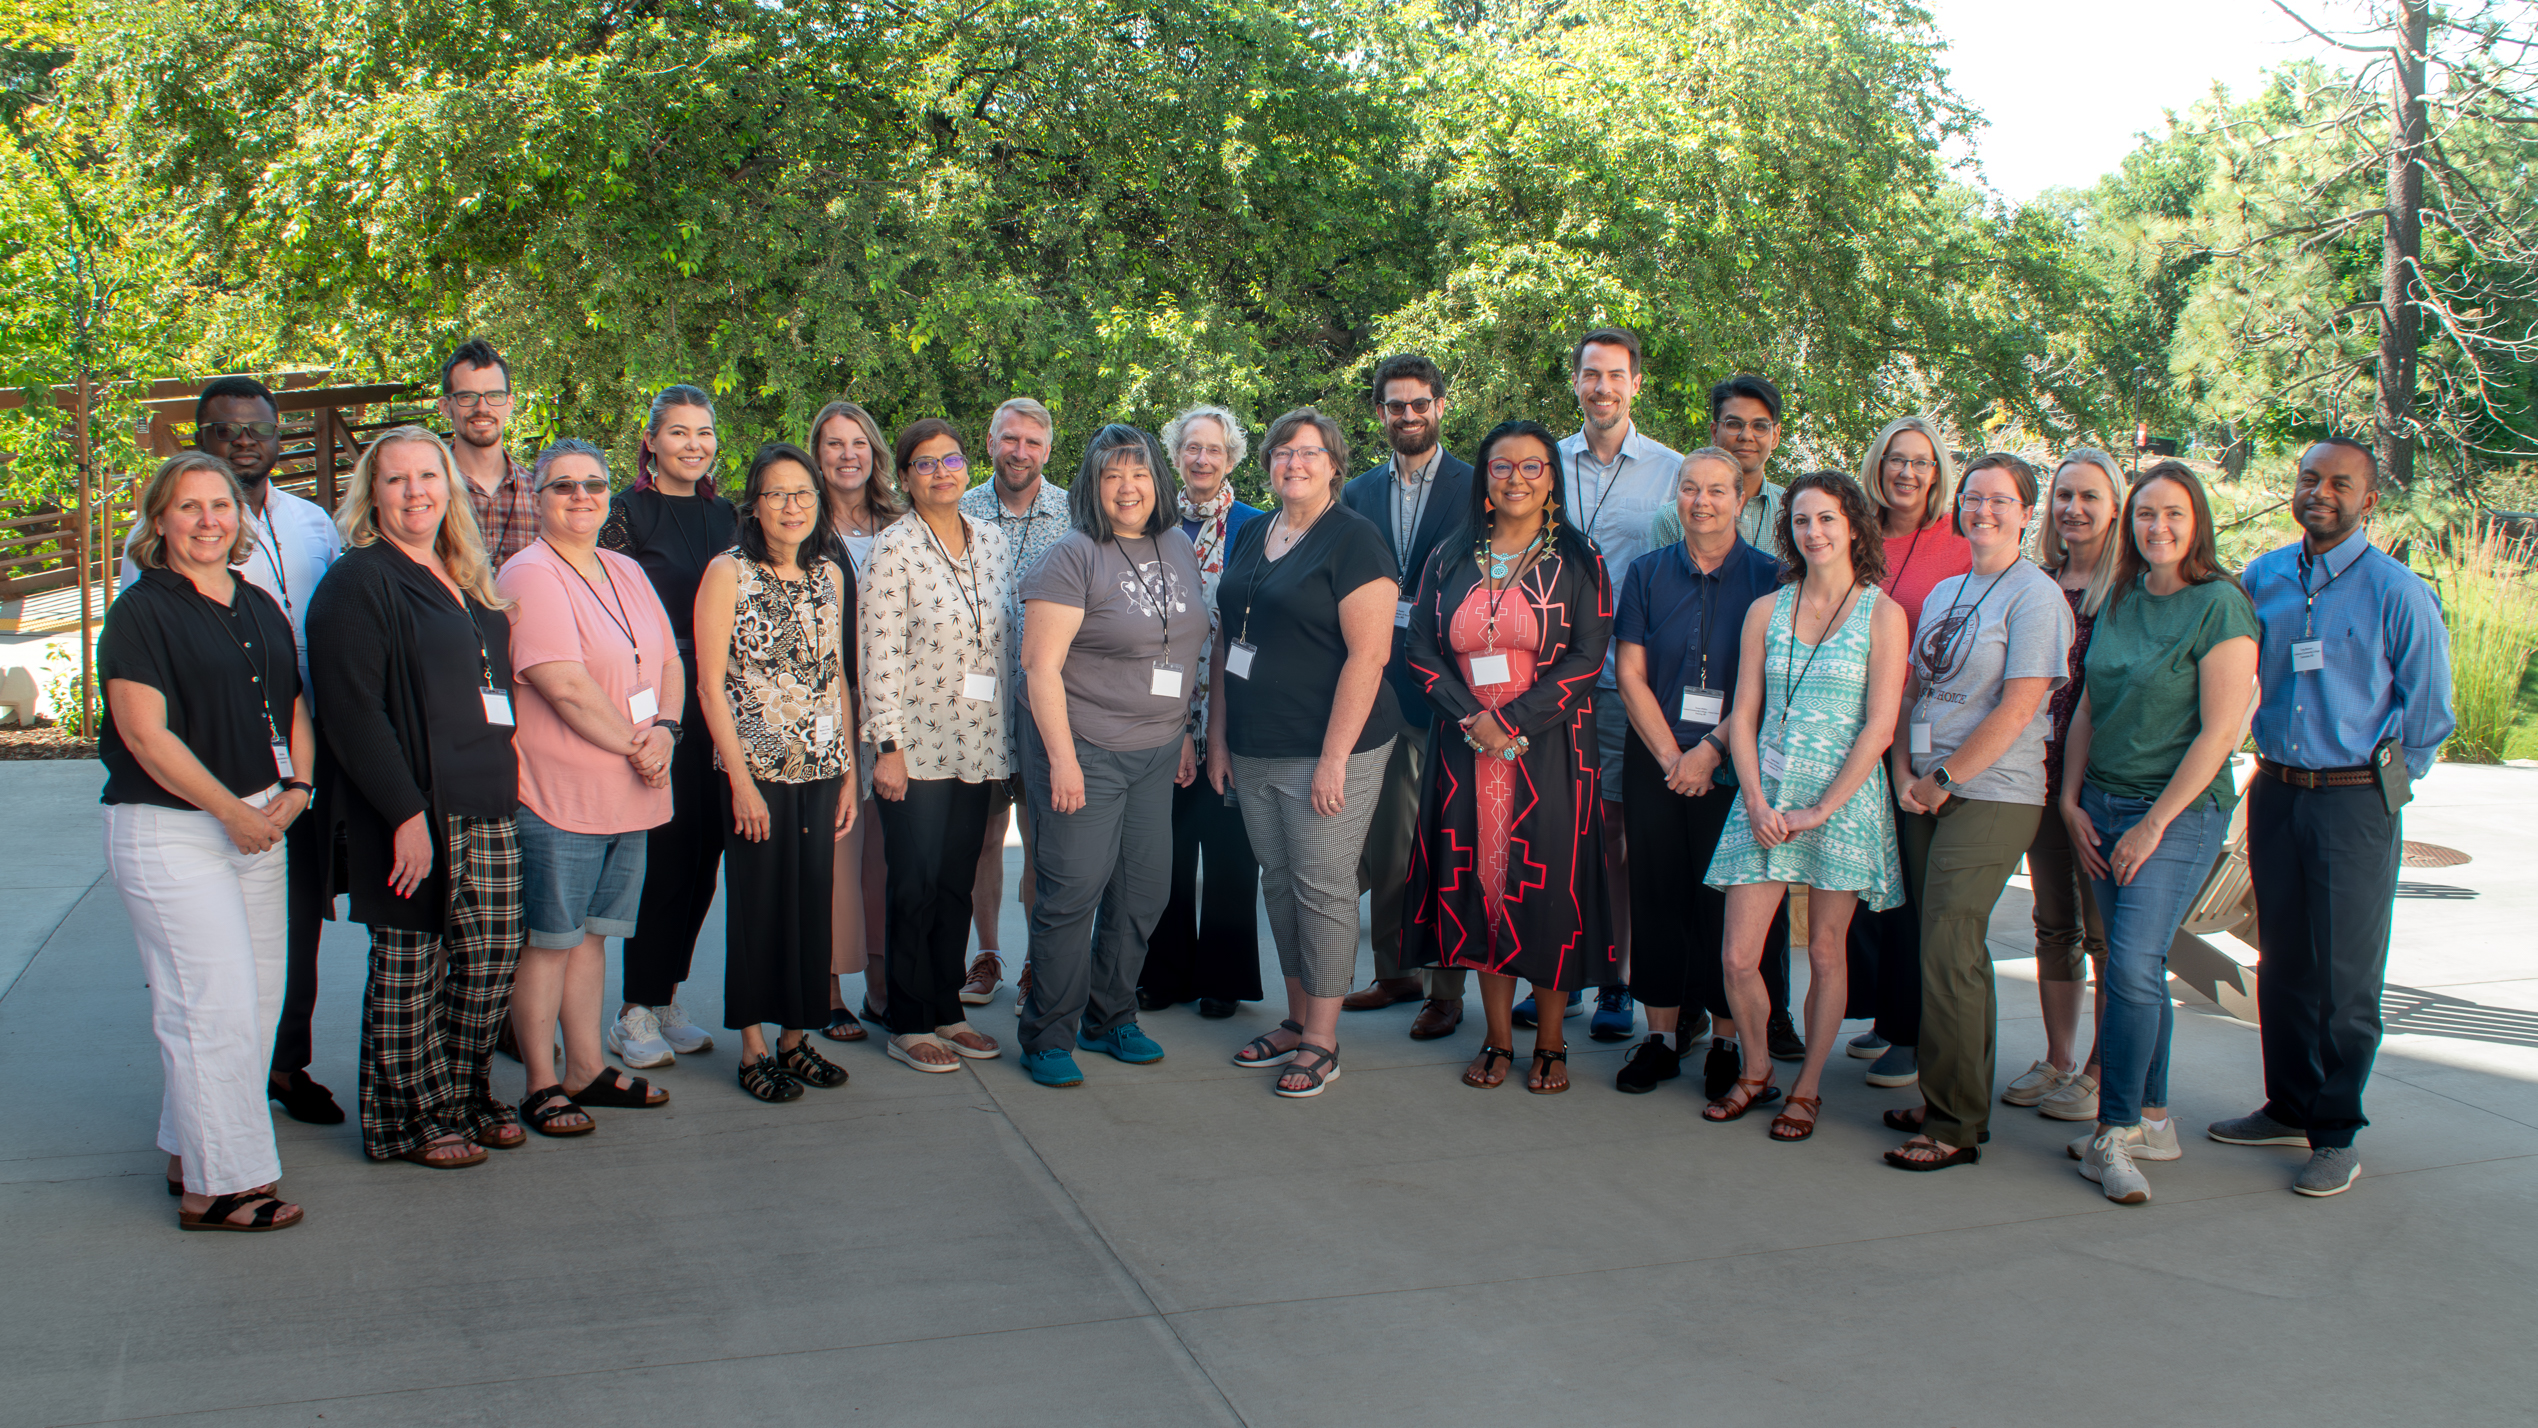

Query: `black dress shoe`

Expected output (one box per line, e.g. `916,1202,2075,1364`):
1703,1040,1742,1101
1614,1035,1680,1094
268,1070,346,1125
1766,1010,1806,1062
1196,998,1237,1019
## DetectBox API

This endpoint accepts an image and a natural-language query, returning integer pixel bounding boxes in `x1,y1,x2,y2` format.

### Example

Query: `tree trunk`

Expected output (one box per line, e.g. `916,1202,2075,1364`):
2376,0,2429,491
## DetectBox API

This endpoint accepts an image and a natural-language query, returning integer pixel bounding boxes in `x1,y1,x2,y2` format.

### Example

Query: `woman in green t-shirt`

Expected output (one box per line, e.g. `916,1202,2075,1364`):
2057,462,2259,1206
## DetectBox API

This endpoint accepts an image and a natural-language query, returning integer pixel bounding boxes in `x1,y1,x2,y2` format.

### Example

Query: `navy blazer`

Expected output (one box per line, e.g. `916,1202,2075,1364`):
1343,449,1474,728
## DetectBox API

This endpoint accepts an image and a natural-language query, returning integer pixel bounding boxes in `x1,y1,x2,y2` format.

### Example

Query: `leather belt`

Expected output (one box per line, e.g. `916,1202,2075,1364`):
2256,757,2374,789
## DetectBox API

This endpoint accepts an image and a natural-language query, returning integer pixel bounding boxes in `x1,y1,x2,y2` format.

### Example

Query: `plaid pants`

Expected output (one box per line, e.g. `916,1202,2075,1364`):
359,816,524,1160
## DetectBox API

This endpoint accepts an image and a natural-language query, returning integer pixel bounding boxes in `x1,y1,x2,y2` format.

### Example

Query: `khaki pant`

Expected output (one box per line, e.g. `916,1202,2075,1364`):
1904,797,2043,1150
1356,720,1466,997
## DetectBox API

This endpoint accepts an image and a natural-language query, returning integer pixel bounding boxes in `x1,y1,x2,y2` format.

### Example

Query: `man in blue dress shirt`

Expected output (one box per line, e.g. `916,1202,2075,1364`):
2208,436,2454,1198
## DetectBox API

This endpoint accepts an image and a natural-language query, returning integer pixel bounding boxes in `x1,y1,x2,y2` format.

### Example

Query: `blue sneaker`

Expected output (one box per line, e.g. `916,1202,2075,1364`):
1590,987,1636,1042
1512,989,1585,1030
1022,1048,1084,1087
1078,1022,1165,1064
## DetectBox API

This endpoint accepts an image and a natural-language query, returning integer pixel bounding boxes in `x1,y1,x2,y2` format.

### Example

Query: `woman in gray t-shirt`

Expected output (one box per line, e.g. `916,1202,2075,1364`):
1882,453,2074,1172
1012,425,1212,1084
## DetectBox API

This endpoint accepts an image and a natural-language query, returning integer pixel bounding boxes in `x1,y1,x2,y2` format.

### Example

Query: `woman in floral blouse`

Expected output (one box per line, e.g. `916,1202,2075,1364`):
859,419,1018,1072
693,442,858,1103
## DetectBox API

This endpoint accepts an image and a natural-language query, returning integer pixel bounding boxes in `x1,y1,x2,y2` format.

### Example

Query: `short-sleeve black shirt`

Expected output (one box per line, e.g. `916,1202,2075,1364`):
603,487,739,648
1212,502,1404,759
98,567,301,809
384,545,518,818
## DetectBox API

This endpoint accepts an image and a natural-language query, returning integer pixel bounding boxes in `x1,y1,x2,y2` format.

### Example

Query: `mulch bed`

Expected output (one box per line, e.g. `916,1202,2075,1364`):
0,724,97,760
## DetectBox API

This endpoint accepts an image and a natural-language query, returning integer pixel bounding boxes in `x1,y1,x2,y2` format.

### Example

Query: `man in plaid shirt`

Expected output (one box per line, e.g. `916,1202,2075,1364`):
439,338,537,566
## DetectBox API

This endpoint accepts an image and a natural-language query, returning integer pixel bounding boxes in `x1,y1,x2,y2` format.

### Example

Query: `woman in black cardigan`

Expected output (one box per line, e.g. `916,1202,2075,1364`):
1402,419,1617,1093
307,426,523,1169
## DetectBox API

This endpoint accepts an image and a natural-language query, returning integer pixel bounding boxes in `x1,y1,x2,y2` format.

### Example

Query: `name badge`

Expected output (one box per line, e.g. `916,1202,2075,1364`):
1226,640,1257,679
962,671,999,703
814,713,837,745
1910,722,1933,755
480,687,515,726
628,684,659,723
270,739,295,780
1395,600,1414,629
1760,742,1787,782
1151,662,1185,699
1468,652,1512,687
1680,687,1724,726
2291,639,2325,673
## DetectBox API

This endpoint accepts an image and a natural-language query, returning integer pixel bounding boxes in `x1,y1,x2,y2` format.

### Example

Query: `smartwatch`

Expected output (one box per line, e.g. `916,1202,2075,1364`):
1932,764,1955,791
654,718,684,746
877,739,899,755
282,780,314,798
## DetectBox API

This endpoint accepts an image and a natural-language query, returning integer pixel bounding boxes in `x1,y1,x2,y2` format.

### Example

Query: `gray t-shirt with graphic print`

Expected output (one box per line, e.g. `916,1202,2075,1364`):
1907,559,2074,806
1020,528,1211,752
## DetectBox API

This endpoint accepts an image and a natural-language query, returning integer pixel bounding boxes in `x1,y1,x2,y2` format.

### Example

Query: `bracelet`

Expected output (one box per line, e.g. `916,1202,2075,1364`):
282,780,314,797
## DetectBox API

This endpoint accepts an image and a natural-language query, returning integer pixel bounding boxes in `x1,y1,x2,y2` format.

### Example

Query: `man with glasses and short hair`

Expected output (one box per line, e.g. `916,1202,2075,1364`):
120,374,347,1126
438,338,538,566
1652,373,1789,551
958,397,1071,1009
1336,353,1477,1039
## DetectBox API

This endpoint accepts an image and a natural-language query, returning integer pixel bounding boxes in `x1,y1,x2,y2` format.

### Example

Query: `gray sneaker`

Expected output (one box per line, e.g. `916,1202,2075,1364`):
2038,1071,2100,1122
2081,1127,2152,1204
2068,1119,2182,1163
1864,1043,1918,1088
2293,1145,2362,1197
2207,1109,2308,1146
2002,1059,2073,1107
1847,1031,1890,1060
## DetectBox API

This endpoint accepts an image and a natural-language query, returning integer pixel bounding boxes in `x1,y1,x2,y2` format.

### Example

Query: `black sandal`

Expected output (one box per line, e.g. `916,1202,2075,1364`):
1882,1106,1989,1143
570,1066,668,1108
520,1086,594,1137
179,1190,302,1232
1233,1018,1306,1067
1528,1047,1570,1095
1272,1042,1341,1098
819,1006,869,1043
738,1054,804,1103
779,1039,850,1088
1463,1045,1514,1089
1884,1139,1981,1171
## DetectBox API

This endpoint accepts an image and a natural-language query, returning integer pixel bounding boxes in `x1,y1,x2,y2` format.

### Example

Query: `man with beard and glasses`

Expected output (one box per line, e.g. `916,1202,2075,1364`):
121,375,345,1124
438,339,538,567
958,396,1071,1011
1337,353,1476,1040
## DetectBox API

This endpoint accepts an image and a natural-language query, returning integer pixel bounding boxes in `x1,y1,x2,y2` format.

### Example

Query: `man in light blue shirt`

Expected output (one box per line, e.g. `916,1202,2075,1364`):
2208,435,2454,1199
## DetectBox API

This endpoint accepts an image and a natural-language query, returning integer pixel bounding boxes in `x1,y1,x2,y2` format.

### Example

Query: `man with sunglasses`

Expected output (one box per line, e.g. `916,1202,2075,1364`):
438,338,538,566
120,374,347,1125
1337,353,1476,1039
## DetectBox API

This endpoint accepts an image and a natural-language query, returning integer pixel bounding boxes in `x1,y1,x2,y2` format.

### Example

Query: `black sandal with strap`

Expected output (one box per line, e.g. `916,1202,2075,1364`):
779,1039,850,1089
1233,1018,1306,1068
1464,1044,1515,1089
520,1086,594,1137
1272,1042,1342,1098
819,1006,869,1043
179,1190,301,1232
739,1054,805,1103
571,1066,668,1108
1528,1047,1571,1095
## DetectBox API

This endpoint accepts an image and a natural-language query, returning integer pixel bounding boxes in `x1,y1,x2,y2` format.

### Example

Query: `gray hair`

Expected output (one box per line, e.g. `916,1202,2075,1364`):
533,437,610,489
1678,445,1741,485
987,395,1054,446
1162,404,1250,472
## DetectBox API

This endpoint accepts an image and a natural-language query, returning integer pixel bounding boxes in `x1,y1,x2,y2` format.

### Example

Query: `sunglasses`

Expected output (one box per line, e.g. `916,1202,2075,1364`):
199,421,281,442
541,478,610,496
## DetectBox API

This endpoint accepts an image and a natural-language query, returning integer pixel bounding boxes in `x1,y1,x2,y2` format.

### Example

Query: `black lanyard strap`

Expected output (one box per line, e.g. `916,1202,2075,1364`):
1118,535,1174,659
1775,580,1860,738
206,581,285,739
1230,499,1333,644
548,540,645,671
922,515,988,658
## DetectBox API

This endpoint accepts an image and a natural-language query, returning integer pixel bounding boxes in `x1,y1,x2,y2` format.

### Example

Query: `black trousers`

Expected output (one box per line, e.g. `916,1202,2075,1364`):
1847,796,1920,1040
623,700,724,1007
722,778,841,1032
1142,776,1265,1005
267,807,331,1078
876,776,995,1036
2251,777,2400,1149
1621,733,1788,1021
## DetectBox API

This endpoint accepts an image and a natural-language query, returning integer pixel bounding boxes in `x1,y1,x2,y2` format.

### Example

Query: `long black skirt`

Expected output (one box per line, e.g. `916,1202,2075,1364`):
721,776,842,1031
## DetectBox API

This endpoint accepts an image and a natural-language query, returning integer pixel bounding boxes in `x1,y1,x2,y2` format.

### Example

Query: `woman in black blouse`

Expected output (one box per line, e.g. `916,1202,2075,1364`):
101,453,317,1229
599,384,739,1068
307,426,524,1168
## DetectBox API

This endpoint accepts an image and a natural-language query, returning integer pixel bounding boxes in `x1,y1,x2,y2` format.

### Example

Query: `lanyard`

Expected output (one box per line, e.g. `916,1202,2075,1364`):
1229,499,1333,644
424,571,500,690
1577,442,1630,545
252,501,291,618
1775,580,1859,740
1394,458,1435,577
1668,547,1725,693
205,580,286,741
1892,522,1929,594
1477,521,1549,652
921,515,988,660
1914,563,2015,693
547,540,644,673
1118,535,1175,659
2297,539,2364,640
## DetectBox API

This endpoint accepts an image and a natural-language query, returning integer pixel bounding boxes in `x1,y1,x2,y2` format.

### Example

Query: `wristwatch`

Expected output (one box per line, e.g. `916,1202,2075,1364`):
654,718,684,746
876,739,899,755
1932,764,1956,791
282,780,314,798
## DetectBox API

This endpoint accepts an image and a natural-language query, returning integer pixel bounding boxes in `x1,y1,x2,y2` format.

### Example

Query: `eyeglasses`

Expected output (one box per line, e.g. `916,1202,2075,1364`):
541,478,610,496
904,454,969,477
758,489,822,509
1380,398,1435,419
444,390,514,411
1487,459,1551,480
1882,454,1939,476
198,421,280,442
1713,417,1776,436
1268,447,1328,467
1178,442,1229,463
1958,493,2024,513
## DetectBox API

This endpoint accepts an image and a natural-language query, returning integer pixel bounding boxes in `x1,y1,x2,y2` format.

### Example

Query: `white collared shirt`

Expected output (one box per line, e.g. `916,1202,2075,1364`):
1557,422,1683,684
121,481,344,684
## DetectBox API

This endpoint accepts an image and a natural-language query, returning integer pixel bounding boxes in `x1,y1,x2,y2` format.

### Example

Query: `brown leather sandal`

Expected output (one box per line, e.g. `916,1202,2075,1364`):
1703,1073,1782,1123
1770,1093,1822,1142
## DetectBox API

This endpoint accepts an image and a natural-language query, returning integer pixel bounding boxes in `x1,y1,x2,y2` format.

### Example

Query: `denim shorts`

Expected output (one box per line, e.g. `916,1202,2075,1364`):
516,807,648,949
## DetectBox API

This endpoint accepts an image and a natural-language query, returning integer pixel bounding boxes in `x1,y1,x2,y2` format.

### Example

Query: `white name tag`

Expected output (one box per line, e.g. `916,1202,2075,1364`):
962,671,999,702
1469,652,1512,687
814,713,837,745
1151,664,1185,699
1910,722,1933,755
1395,600,1414,629
1226,641,1257,679
628,684,659,723
2291,639,2325,673
1760,743,1787,782
480,688,515,726
270,739,294,780
1680,687,1724,725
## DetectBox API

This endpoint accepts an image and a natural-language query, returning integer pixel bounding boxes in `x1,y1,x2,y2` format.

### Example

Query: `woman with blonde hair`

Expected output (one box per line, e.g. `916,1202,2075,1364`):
307,426,526,1169
806,399,898,1040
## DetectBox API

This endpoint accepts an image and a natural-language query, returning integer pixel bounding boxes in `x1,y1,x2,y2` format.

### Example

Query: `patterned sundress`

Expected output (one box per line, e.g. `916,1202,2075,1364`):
717,553,849,784
1449,580,1543,945
1704,583,1903,909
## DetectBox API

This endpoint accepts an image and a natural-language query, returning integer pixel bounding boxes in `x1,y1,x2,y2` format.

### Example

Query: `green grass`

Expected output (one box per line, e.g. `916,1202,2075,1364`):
2501,651,2538,763
2423,522,2538,764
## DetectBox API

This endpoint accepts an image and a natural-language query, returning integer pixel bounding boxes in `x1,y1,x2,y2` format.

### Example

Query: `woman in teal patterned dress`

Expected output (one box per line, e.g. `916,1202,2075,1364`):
1704,472,1909,1139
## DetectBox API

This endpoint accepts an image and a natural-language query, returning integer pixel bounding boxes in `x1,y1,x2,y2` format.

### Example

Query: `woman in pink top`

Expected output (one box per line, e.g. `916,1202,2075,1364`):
496,439,683,1136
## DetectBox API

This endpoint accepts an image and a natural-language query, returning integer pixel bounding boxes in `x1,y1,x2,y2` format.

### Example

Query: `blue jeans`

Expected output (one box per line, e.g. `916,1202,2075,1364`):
2080,784,2228,1127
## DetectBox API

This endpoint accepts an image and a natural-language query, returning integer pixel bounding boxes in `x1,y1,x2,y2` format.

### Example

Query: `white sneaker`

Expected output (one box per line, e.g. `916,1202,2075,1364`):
2081,1127,2153,1204
2067,1119,2183,1163
606,1005,675,1069
655,1001,714,1055
2002,1059,2073,1107
2038,1071,2100,1122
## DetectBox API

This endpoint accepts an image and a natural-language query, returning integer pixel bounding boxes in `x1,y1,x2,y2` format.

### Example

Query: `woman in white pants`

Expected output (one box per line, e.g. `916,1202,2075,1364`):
100,453,317,1232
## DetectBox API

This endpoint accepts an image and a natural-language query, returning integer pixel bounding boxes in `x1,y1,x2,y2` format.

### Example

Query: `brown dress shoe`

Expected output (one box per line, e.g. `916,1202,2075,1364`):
1408,998,1464,1040
1340,977,1424,1011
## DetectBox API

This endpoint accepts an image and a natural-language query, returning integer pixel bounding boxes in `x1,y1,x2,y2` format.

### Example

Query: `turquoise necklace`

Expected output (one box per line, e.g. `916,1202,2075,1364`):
1477,523,1548,581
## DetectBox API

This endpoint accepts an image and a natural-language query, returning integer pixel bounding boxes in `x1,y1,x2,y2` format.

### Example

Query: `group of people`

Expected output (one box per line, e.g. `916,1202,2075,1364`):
99,327,2454,1235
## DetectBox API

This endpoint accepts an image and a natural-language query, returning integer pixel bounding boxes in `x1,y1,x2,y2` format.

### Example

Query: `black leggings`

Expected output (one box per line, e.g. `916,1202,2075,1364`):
622,687,725,1006
875,776,995,1036
1621,731,1788,1021
1142,776,1265,1005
